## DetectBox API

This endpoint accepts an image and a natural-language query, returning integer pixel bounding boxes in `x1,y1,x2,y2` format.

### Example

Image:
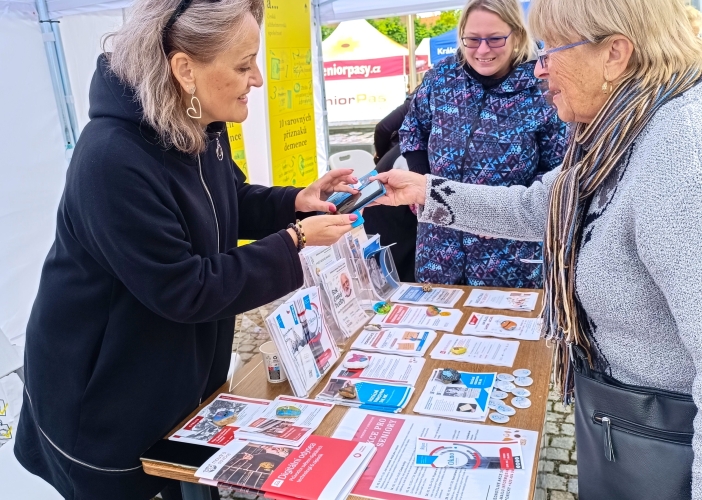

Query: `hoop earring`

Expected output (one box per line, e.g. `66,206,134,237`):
186,86,202,120
602,70,613,95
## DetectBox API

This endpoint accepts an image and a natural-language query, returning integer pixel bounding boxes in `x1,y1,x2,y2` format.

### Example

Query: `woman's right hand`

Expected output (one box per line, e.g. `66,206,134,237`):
371,170,427,207
287,214,357,247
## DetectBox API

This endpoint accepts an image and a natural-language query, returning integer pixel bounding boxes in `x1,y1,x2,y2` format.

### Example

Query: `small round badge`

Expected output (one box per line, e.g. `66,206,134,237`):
344,353,370,369
490,390,508,400
373,302,392,314
489,412,510,424
275,406,302,419
511,397,532,409
497,373,515,382
439,368,461,384
422,284,433,292
338,384,357,399
513,368,531,378
426,305,441,317
496,381,516,392
496,404,516,416
500,320,518,331
450,346,467,355
511,388,531,398
514,376,534,387
488,398,501,410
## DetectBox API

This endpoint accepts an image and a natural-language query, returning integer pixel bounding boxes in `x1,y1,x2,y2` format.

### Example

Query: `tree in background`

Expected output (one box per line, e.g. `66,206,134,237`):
321,10,461,45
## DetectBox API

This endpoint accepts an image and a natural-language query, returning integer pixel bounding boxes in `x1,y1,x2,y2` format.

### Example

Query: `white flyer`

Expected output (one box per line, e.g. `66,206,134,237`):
169,394,270,447
413,369,496,422
462,312,542,341
464,289,540,312
351,328,437,357
332,409,538,500
415,437,524,470
430,334,520,367
371,304,463,332
390,284,465,308
330,351,425,386
301,246,338,286
319,259,369,338
235,396,335,447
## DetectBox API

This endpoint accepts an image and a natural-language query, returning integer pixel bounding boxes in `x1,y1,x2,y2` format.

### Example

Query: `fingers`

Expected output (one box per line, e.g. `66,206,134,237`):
333,185,359,195
368,194,393,206
324,169,357,183
326,213,358,226
370,172,391,183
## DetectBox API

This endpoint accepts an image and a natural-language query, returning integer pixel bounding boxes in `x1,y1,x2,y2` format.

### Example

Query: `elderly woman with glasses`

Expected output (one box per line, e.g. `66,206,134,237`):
374,0,702,498
400,0,568,289
13,1,359,499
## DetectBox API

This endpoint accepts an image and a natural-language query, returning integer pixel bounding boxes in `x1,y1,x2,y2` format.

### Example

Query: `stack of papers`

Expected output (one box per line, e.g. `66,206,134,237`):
371,304,463,332
465,289,539,312
170,394,270,447
430,334,520,367
265,286,341,398
332,409,539,500
196,435,376,500
351,328,437,357
233,396,334,448
413,369,496,422
330,351,425,386
319,259,369,338
390,284,464,308
462,313,542,340
300,246,338,287
316,378,414,413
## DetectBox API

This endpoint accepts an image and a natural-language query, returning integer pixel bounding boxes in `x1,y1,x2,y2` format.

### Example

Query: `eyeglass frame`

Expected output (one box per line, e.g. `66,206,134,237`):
537,40,590,68
460,31,513,49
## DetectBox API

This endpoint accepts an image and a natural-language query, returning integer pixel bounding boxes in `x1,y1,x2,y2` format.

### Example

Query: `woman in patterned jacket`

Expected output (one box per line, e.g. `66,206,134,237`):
400,0,568,287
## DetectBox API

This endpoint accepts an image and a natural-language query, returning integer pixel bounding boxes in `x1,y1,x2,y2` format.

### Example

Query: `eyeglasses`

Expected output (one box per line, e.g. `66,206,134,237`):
461,31,513,49
537,40,590,69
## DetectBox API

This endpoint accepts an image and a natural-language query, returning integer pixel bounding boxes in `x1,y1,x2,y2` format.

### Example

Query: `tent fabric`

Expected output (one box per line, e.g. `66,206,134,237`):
429,28,458,65
318,0,465,23
323,18,407,60
0,0,129,18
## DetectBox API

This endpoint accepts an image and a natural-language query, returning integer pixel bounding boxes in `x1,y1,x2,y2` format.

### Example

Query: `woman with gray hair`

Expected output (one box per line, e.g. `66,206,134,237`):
13,1,356,499
374,0,702,498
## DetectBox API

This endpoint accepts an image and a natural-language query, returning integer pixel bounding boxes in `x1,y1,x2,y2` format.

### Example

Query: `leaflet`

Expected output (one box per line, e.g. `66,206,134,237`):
413,370,496,422
362,235,400,299
465,289,539,312
351,328,437,357
169,394,270,447
430,334,519,367
319,259,369,338
462,312,542,341
333,409,538,500
415,437,524,470
316,378,414,413
301,246,338,286
331,351,425,386
371,304,463,332
235,396,334,447
390,284,464,308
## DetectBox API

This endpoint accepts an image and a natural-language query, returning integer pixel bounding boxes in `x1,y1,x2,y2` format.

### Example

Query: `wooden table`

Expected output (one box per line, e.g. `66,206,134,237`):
143,286,551,500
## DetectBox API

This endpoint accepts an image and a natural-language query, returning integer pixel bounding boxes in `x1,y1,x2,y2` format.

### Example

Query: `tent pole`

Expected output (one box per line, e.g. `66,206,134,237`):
313,0,331,172
35,0,80,153
407,14,418,93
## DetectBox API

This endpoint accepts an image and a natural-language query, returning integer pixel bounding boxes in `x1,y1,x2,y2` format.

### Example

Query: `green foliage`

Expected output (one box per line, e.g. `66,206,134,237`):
368,10,461,46
321,25,336,40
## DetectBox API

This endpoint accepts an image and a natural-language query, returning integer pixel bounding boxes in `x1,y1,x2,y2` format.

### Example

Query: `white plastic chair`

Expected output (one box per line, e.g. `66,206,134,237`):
328,150,376,177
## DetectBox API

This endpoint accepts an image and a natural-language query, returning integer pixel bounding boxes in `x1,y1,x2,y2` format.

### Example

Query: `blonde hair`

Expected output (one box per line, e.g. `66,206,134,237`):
106,0,264,155
456,0,534,66
529,0,702,88
686,5,702,36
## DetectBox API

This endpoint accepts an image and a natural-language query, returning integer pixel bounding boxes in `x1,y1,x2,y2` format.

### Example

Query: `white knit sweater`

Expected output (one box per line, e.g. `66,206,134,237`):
418,83,702,498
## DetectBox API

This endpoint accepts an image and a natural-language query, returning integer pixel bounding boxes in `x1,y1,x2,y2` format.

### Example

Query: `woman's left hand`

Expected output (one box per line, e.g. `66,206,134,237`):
295,169,359,213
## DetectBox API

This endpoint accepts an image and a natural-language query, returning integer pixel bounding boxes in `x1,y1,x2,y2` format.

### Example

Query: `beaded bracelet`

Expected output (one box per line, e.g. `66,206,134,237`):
287,220,306,252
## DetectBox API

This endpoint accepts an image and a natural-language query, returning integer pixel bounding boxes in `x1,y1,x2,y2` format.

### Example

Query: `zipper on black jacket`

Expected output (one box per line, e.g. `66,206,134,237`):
197,155,221,252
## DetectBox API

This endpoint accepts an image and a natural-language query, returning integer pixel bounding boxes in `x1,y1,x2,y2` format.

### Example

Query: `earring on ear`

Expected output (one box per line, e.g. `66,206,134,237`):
602,70,613,95
186,86,202,120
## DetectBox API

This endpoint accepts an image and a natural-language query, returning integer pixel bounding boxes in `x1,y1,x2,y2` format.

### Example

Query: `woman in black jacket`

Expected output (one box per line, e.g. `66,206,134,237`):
13,1,356,499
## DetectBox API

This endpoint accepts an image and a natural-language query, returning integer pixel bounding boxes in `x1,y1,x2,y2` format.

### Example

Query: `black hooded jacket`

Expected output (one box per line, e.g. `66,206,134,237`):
14,55,304,500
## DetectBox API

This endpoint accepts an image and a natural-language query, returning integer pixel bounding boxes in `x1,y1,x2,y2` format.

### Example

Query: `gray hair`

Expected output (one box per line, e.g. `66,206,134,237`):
106,0,264,155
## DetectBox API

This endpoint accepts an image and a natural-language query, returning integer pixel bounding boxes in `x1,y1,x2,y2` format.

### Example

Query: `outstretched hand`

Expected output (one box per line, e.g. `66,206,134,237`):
295,169,359,213
370,170,427,207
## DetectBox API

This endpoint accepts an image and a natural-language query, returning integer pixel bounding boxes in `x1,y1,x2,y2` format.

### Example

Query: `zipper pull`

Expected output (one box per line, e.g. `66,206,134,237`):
216,132,224,161
602,416,615,461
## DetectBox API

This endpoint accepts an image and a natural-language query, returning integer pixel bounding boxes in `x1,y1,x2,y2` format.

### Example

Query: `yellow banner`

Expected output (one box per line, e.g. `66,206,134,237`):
265,0,317,187
226,122,248,179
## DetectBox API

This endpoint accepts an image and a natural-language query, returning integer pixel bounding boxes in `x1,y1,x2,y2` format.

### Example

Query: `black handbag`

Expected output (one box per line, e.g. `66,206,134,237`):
572,344,696,500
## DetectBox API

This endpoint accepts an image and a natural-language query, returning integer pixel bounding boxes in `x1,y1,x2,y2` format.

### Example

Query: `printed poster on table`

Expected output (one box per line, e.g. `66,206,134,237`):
332,409,538,500
265,0,317,187
390,284,464,308
330,351,425,386
351,328,437,357
464,290,539,312
430,334,520,367
462,313,542,341
371,304,463,332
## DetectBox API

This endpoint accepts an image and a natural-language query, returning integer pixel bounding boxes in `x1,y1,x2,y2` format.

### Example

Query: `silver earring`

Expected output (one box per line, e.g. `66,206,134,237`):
186,86,202,120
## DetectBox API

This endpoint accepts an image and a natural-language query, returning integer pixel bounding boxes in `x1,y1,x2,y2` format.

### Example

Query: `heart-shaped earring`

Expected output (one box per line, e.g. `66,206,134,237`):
186,86,202,120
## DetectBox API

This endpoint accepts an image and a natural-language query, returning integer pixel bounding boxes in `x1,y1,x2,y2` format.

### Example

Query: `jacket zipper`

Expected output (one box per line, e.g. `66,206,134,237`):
593,411,693,462
197,154,221,252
